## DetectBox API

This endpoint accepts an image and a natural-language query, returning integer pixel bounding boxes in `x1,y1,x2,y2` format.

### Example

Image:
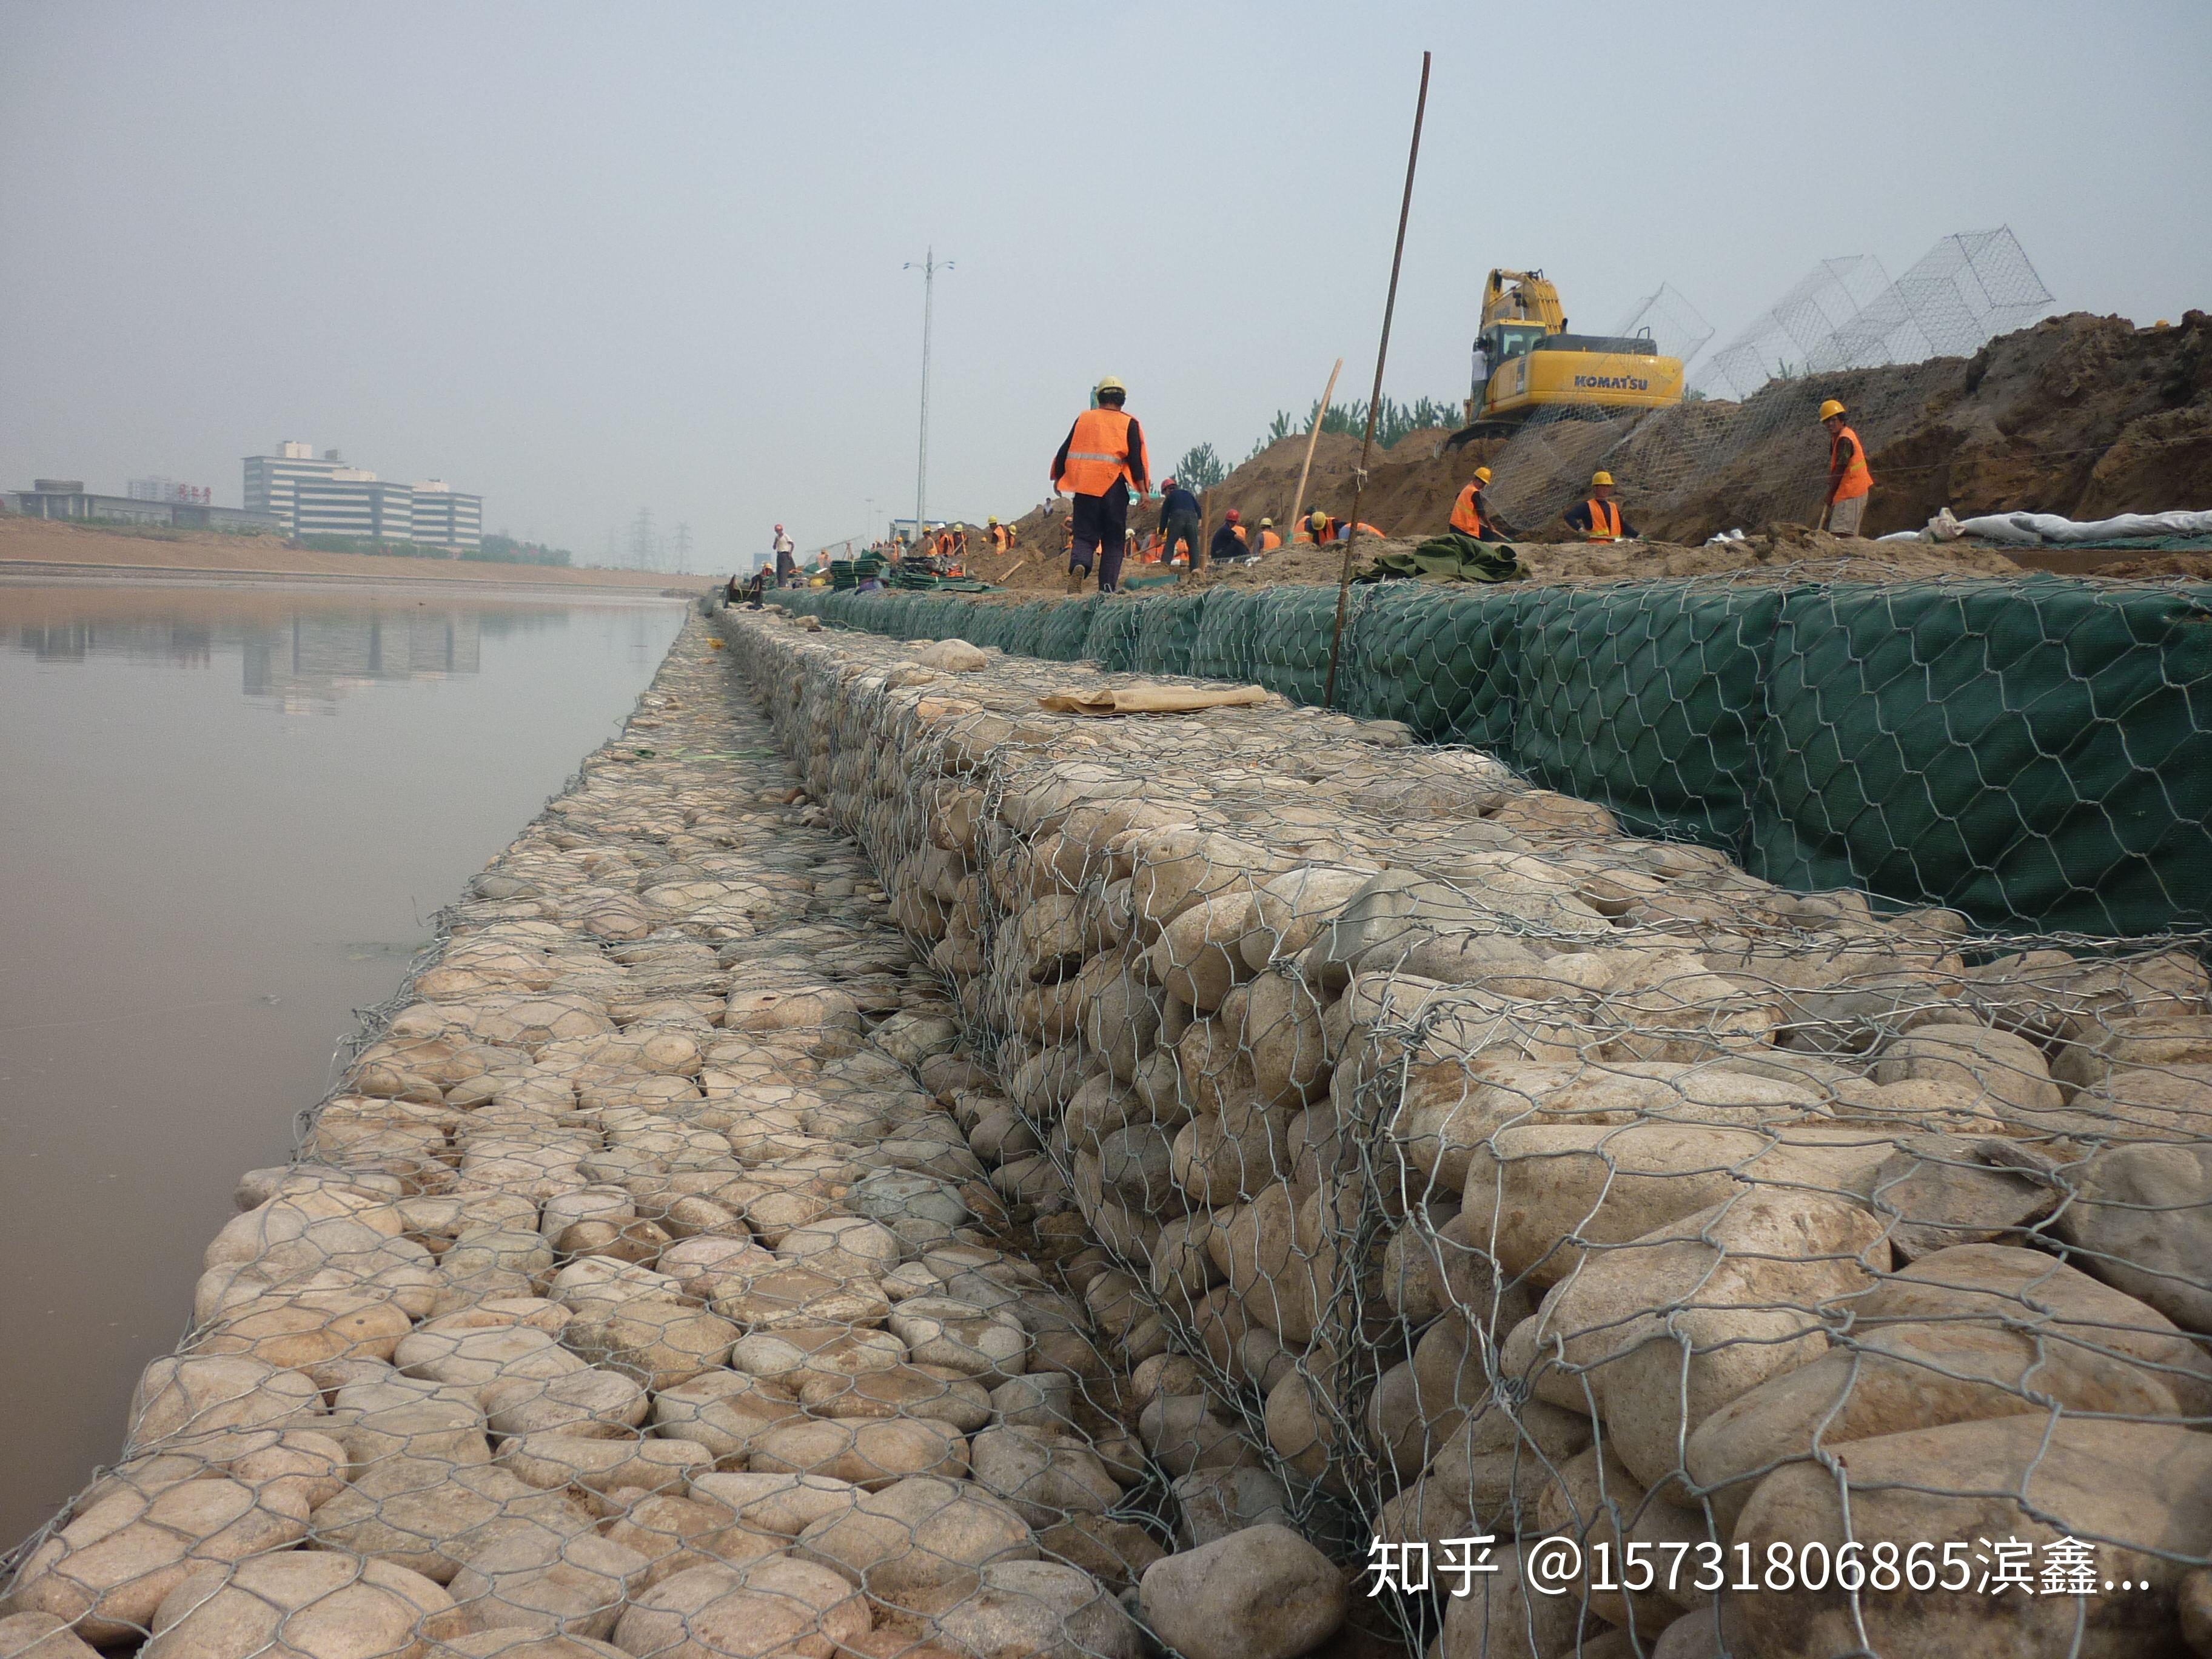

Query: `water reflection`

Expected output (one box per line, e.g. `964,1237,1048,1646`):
4,588,658,712
0,579,688,1544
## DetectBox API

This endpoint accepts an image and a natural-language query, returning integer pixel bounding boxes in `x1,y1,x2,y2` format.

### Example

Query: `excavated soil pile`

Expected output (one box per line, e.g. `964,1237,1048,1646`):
978,310,2212,570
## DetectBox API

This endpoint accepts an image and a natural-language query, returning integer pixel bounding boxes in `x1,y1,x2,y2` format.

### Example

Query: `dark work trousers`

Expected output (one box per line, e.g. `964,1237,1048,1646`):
1162,511,1201,566
1070,486,1130,590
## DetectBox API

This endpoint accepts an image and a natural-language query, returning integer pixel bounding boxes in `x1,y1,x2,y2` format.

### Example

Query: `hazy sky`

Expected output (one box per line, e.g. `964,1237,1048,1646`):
4,1,2208,567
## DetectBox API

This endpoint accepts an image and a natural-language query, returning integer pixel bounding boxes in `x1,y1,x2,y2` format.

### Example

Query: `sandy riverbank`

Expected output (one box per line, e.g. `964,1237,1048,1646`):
0,516,712,594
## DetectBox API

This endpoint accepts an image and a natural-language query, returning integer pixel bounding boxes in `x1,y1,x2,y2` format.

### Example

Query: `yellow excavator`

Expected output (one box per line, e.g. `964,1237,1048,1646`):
1445,269,1684,447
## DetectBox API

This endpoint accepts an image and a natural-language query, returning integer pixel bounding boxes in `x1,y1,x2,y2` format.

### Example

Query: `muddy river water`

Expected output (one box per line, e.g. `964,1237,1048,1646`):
0,580,687,1543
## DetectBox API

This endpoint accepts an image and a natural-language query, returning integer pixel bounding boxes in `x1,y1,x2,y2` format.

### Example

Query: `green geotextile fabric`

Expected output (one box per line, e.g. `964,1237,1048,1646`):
767,580,2212,936
1356,532,1523,585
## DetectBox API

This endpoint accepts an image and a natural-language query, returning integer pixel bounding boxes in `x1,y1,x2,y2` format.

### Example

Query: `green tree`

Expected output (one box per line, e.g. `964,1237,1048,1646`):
1173,442,1228,492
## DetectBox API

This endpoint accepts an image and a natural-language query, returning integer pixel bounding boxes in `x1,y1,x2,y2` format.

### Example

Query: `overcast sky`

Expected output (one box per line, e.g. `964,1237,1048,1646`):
3,0,2207,566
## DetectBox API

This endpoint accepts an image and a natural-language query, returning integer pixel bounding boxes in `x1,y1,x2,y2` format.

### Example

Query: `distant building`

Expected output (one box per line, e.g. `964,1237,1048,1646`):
4,481,280,534
243,441,481,551
127,477,213,506
292,471,417,545
243,441,346,531
410,479,483,555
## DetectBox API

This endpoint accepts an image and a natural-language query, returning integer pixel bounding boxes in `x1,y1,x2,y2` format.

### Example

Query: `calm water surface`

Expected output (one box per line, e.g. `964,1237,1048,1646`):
0,581,688,1542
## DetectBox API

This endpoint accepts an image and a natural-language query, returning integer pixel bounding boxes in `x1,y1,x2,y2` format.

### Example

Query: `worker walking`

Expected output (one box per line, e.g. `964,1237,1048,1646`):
772,523,796,583
1564,472,1638,542
1449,466,1515,543
1818,399,1874,536
1051,375,1151,594
1159,475,1202,569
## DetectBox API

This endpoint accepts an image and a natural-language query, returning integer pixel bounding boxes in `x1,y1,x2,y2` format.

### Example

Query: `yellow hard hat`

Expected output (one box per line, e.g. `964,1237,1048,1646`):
1259,517,1273,526
1818,399,1846,421
1310,509,1328,525
1094,375,1127,396
987,515,998,524
1473,466,1493,484
1590,471,1614,488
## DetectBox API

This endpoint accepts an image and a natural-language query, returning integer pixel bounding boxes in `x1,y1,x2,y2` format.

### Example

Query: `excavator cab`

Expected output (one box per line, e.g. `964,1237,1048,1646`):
1449,266,1683,447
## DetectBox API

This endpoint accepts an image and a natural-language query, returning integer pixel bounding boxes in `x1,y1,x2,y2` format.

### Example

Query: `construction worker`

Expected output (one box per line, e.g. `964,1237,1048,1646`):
773,523,796,583
1209,508,1250,565
1050,375,1151,594
988,515,1010,553
1449,465,1515,543
1564,472,1638,543
1256,517,1281,553
1296,509,1335,545
1335,520,1385,541
951,523,969,559
1159,475,1202,569
1818,399,1874,535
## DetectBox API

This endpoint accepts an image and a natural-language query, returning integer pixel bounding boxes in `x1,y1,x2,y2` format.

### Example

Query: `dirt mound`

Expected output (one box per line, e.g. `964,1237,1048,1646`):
985,312,2212,566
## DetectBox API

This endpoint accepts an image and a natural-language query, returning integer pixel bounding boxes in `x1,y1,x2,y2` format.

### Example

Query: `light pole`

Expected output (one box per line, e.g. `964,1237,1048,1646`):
902,248,952,543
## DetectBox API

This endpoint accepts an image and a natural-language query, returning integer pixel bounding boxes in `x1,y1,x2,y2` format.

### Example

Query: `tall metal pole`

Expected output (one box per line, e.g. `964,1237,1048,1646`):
904,249,953,546
1323,51,1430,711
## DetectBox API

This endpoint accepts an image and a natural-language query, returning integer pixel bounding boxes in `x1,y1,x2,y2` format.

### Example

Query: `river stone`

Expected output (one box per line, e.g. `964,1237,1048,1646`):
925,1559,1141,1659
1867,1134,2061,1260
1872,1023,2065,1127
746,1416,968,1489
498,1433,714,1495
609,1557,868,1659
797,1366,993,1433
445,1532,652,1639
126,1355,326,1452
424,1637,631,1659
794,1473,1036,1600
773,1217,900,1279
562,1304,739,1391
0,1614,99,1659
1170,1467,1296,1550
397,1327,589,1400
6,1477,312,1641
968,1426,1122,1527
142,1551,461,1659
2055,1140,2212,1335
309,1458,595,1581
1139,1524,1349,1659
885,1298,1027,1384
1434,1540,1595,1659
728,1326,905,1388
482,1369,649,1439
1542,1188,1889,1488
1726,1416,2212,1658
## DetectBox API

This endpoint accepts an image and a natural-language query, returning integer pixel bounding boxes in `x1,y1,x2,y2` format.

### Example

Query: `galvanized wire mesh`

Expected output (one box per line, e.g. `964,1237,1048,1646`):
6,601,2208,1659
709,610,2212,1657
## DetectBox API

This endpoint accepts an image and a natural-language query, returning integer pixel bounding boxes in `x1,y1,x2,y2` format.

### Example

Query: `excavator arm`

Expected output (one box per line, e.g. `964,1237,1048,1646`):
1481,269,1566,333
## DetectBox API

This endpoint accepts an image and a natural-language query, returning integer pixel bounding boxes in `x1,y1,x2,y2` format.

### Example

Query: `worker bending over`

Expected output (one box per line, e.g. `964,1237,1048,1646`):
1818,399,1874,536
1209,508,1250,565
1564,471,1638,542
1296,509,1335,545
1159,477,1202,568
1050,376,1151,594
1449,466,1515,542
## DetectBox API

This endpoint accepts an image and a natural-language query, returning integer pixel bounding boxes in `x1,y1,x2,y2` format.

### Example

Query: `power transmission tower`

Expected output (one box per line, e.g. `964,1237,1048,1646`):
902,247,953,540
630,508,656,571
673,523,692,575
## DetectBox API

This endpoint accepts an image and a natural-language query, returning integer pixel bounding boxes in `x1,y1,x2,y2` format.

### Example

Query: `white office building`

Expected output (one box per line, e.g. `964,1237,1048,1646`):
410,479,483,554
292,472,415,544
243,441,344,531
243,441,481,550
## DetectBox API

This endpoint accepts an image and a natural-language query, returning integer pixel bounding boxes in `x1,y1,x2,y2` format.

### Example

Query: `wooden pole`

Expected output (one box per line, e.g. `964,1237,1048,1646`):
1284,357,1344,546
1193,488,1211,578
1324,50,1431,711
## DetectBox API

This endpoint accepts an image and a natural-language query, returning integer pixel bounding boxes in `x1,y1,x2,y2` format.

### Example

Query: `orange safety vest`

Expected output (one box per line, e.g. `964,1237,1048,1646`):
1830,424,1872,501
1231,524,1248,545
1054,407,1149,496
990,526,1008,551
1582,498,1622,542
936,532,954,558
1450,483,1484,538
1259,529,1281,552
